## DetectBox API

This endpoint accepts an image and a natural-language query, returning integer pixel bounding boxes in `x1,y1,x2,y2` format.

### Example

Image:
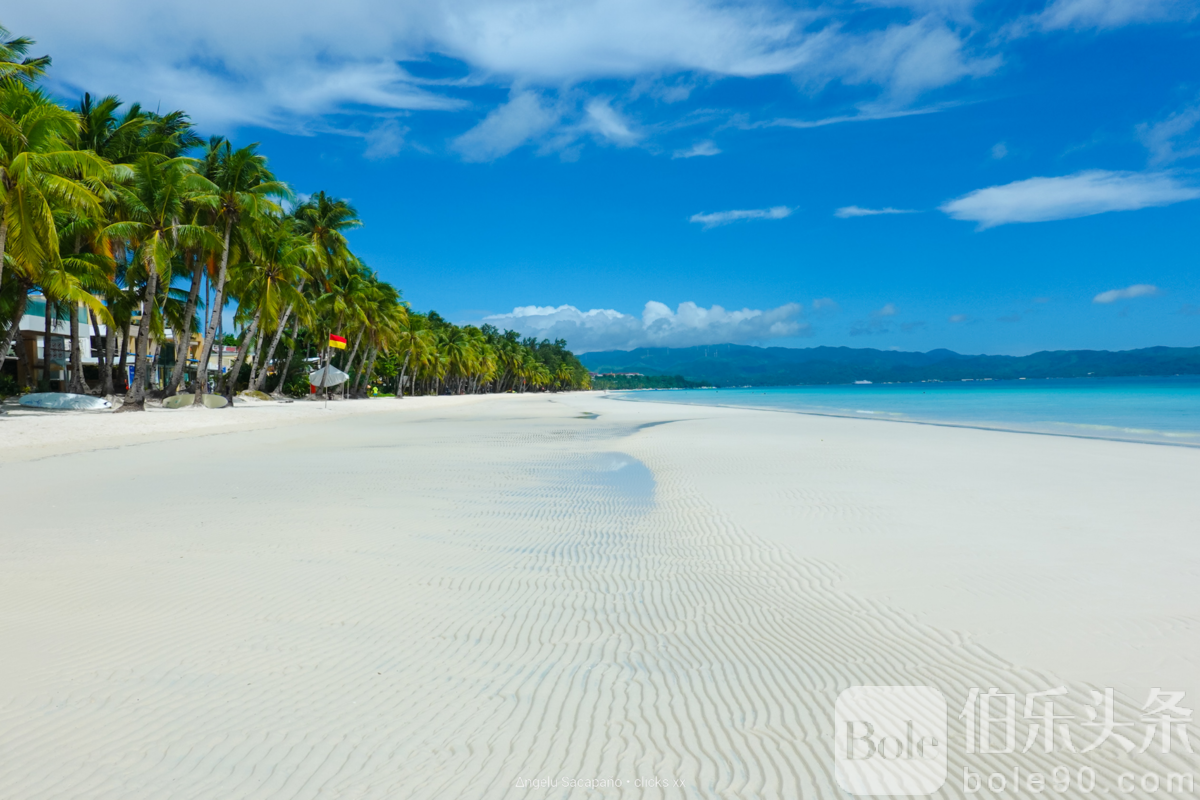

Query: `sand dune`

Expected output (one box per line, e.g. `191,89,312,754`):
0,394,1196,798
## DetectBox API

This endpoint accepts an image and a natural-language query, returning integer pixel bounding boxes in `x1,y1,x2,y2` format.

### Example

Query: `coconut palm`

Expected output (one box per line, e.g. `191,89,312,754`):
257,193,358,395
192,141,289,404
0,25,50,83
0,82,107,364
393,310,433,398
103,154,217,410
219,214,310,397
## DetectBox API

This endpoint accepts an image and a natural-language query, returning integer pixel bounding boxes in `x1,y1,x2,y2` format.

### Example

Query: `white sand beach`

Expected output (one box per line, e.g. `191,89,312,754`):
1,393,1197,798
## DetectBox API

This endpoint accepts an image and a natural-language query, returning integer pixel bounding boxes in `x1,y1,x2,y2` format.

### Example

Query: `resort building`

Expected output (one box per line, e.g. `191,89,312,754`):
2,296,238,393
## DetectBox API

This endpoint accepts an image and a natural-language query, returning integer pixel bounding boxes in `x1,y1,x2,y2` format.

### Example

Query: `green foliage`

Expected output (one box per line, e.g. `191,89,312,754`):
282,372,311,398
591,374,699,390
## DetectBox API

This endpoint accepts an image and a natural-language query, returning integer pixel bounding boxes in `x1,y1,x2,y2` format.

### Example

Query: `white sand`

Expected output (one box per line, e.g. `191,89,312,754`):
0,393,1196,798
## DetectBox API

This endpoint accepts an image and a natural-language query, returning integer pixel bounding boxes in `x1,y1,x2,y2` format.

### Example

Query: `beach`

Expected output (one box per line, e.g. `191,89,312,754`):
1,393,1197,798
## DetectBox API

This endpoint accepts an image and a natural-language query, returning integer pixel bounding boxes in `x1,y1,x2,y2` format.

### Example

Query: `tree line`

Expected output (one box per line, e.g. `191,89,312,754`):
0,24,591,408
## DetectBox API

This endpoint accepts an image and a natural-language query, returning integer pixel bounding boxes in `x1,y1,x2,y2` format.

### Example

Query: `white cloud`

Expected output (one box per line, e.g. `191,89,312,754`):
948,313,968,322
690,206,792,228
830,16,1000,102
1138,100,1200,166
812,297,839,311
363,120,409,159
876,303,899,316
758,103,955,130
1033,0,1192,30
1093,284,1160,303
673,140,721,158
582,99,640,146
939,170,1200,229
483,301,809,352
990,142,1008,159
834,205,918,217
8,0,997,140
453,91,561,161
856,0,981,23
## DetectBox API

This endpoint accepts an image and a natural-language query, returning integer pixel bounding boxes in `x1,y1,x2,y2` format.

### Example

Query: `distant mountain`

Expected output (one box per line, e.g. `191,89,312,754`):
579,344,1200,386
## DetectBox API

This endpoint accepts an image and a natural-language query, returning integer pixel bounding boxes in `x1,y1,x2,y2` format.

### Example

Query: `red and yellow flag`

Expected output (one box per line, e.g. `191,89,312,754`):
329,334,348,350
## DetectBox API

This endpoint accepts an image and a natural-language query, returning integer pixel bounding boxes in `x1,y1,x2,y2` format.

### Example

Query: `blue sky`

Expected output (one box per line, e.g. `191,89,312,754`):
12,0,1200,354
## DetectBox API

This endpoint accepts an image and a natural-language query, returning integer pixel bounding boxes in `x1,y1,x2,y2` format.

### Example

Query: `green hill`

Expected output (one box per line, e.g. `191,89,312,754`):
579,344,1200,386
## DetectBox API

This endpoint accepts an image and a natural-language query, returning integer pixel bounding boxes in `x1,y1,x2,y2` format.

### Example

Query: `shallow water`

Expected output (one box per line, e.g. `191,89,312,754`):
615,375,1200,446
582,451,656,508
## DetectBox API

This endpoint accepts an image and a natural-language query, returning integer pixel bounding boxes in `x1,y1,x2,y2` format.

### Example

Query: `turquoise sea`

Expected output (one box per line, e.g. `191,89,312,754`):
614,376,1200,447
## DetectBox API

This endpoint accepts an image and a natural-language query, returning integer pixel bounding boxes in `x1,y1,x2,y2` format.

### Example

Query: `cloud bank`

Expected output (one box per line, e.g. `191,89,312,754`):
690,206,792,228
7,0,1001,141
482,301,809,352
1093,284,1160,303
939,170,1200,229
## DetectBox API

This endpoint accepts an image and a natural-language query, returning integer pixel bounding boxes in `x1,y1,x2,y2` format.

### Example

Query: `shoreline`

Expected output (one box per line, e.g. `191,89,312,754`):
607,390,1200,448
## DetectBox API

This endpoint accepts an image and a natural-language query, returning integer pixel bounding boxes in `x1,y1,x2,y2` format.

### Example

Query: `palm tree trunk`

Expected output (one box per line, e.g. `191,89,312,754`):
244,323,265,390
68,302,86,393
254,277,305,392
87,308,105,394
13,328,32,391
221,305,262,400
357,347,376,398
0,219,8,292
270,315,301,398
165,251,204,397
0,290,28,386
342,330,364,399
248,322,271,389
353,346,375,397
149,340,161,392
103,316,118,396
194,217,234,405
394,350,411,398
119,253,159,411
39,298,52,392
252,314,285,391
349,345,367,396
117,321,129,389
363,347,377,395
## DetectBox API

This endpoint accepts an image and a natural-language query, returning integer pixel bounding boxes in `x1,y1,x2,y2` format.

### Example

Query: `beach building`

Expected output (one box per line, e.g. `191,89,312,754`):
2,295,239,393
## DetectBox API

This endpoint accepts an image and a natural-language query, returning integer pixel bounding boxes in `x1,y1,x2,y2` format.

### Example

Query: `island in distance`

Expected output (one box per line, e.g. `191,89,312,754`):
579,344,1200,386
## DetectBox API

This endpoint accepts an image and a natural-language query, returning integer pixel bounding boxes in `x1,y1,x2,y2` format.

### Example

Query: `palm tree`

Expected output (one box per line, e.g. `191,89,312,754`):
219,214,309,398
293,190,361,279
255,191,357,393
270,192,362,398
63,93,152,394
192,141,288,405
0,82,107,375
393,310,433,398
103,154,217,410
0,25,50,83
